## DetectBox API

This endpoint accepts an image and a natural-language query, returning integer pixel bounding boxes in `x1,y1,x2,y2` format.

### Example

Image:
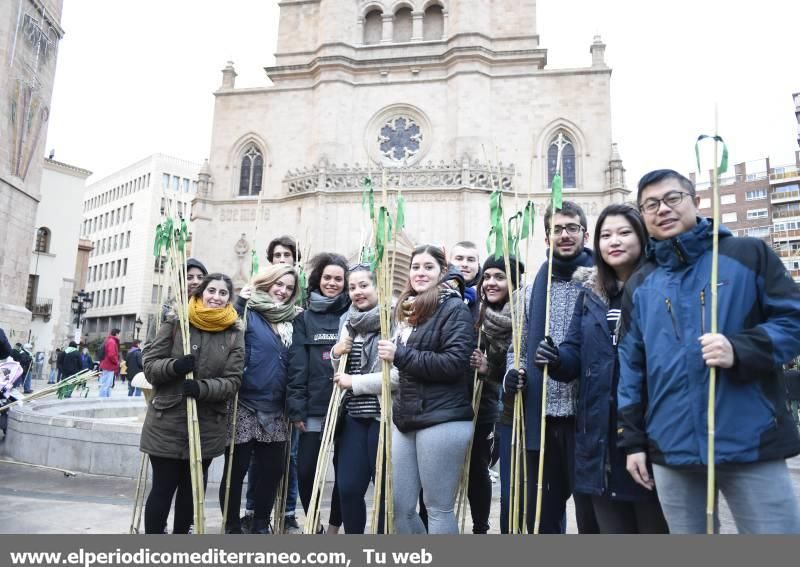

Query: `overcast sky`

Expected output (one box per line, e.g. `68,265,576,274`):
45,0,799,186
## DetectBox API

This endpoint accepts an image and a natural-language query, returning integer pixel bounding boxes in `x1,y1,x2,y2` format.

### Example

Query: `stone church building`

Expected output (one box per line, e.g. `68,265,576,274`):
193,0,627,285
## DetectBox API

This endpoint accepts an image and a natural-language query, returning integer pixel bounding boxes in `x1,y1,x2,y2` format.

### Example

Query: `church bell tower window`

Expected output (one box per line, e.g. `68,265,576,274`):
239,145,263,196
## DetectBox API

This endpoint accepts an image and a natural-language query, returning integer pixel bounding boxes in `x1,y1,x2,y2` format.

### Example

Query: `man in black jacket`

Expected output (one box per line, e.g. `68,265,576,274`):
126,340,143,397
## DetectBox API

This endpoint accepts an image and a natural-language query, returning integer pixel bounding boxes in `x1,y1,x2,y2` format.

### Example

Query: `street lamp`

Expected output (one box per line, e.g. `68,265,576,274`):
71,290,92,343
135,317,143,340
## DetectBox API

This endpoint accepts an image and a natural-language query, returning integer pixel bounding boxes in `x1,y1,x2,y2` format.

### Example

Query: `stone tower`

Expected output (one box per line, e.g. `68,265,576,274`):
193,0,627,283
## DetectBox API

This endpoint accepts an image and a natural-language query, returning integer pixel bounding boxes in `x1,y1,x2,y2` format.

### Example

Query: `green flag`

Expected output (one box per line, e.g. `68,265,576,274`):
251,249,259,276
551,173,563,210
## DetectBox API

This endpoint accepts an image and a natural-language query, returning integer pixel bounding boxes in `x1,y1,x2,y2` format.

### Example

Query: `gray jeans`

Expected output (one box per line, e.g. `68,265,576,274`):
653,460,800,533
392,421,472,534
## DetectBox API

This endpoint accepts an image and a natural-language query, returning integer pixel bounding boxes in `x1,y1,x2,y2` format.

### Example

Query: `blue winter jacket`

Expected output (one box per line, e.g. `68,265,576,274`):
553,267,653,500
617,218,800,466
236,298,292,415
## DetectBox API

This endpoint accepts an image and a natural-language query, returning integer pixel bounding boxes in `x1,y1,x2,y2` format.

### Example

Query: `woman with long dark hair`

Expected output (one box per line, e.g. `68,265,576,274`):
378,245,474,534
287,253,349,533
533,204,669,533
141,273,244,534
219,264,302,534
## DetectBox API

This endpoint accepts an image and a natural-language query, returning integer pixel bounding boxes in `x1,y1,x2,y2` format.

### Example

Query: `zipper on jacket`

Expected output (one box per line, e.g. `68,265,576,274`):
665,298,681,340
700,290,706,335
672,241,686,264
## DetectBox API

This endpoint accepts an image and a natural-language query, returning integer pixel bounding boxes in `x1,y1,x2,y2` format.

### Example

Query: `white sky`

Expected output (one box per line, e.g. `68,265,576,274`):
46,0,799,186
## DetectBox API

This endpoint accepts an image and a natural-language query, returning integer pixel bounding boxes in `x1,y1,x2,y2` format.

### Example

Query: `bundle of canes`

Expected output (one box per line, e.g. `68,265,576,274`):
484,153,532,534
531,136,568,534
0,369,100,413
161,205,206,533
695,118,728,535
303,353,348,534
273,422,294,534
367,171,403,534
455,332,484,533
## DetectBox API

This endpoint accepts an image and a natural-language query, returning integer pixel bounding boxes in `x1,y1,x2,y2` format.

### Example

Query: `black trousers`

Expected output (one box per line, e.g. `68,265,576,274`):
467,422,495,534
297,430,342,528
523,417,599,534
591,494,669,534
219,440,286,530
145,455,211,534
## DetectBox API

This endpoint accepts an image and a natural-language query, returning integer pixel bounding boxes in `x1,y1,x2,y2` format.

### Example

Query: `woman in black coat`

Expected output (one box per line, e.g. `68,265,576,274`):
377,245,474,534
534,204,668,533
286,253,350,533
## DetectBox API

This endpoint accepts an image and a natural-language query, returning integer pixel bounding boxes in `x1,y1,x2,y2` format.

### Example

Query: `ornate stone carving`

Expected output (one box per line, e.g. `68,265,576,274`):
284,159,515,195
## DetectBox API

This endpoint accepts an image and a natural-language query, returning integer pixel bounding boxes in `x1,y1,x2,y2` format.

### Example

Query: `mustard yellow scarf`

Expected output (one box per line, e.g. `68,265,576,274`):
188,296,238,332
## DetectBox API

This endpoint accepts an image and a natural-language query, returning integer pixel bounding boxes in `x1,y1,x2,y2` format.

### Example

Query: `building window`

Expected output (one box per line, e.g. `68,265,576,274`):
35,227,51,253
183,178,190,193
547,132,577,189
26,275,39,308
699,198,711,209
745,189,767,201
720,194,736,205
239,144,264,196
162,173,170,189
120,287,125,304
364,9,382,44
746,208,768,220
123,258,128,276
151,285,161,304
113,288,118,305
747,226,770,237
423,4,444,40
129,203,134,220
394,8,413,42
722,212,738,224
378,115,423,163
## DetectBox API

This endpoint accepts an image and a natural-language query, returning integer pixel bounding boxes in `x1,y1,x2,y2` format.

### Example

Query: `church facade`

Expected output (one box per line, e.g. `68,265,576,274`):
193,0,627,284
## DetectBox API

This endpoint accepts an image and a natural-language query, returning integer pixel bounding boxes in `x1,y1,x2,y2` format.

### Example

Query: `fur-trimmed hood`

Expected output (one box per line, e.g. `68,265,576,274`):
572,266,608,305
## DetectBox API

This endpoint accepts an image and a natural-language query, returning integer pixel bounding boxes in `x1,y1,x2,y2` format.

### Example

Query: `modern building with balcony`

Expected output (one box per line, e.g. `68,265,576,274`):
769,150,800,282
27,157,92,358
80,154,200,345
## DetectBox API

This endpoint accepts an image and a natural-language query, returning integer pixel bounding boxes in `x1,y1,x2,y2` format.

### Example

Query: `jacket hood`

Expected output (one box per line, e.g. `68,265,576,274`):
646,217,733,270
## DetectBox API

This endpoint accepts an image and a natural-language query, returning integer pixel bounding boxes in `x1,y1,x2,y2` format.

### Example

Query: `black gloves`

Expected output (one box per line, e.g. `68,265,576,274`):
182,379,200,399
173,354,195,376
534,337,560,369
503,367,527,394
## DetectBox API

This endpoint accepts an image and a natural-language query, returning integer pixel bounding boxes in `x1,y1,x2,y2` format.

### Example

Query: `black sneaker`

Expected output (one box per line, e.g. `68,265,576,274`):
240,514,254,534
283,515,301,533
225,523,243,534
253,519,273,534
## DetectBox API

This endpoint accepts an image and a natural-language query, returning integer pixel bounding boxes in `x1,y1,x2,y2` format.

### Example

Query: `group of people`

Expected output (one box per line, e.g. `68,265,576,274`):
133,168,800,535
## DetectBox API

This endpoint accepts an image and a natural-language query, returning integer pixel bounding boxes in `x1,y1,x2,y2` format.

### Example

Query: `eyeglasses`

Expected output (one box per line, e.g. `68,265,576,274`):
549,223,584,236
639,191,691,215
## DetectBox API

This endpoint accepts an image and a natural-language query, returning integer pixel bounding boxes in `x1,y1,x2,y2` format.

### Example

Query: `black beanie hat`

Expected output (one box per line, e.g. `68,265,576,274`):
482,255,525,289
186,258,208,276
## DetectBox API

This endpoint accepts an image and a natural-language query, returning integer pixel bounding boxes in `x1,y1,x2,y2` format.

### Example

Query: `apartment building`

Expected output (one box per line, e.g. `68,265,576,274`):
80,154,200,344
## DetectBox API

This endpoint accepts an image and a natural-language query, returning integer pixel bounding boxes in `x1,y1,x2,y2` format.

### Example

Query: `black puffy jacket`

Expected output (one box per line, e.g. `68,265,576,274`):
287,300,350,422
392,293,475,432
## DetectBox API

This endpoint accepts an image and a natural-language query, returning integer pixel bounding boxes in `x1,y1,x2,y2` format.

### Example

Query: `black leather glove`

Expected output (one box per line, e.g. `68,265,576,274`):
173,354,195,376
534,337,560,369
182,379,200,399
503,367,527,394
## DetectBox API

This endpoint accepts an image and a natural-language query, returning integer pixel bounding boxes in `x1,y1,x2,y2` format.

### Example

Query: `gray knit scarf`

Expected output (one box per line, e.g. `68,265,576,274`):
346,303,382,374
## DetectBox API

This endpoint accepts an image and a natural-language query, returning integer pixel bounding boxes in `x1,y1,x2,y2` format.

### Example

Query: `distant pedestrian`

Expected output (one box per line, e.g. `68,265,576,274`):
98,329,121,398
48,349,60,384
126,340,143,397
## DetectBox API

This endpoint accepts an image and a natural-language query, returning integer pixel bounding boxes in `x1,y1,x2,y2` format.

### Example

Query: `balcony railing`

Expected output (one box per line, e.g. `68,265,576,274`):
26,298,53,320
772,207,800,220
771,189,800,202
769,167,800,182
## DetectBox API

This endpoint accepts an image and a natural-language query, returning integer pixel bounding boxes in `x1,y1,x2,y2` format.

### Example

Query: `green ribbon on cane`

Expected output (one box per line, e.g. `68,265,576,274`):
551,173,563,210
486,190,505,259
251,249,259,276
395,194,406,232
374,207,393,270
153,224,164,257
362,177,376,220
695,135,729,175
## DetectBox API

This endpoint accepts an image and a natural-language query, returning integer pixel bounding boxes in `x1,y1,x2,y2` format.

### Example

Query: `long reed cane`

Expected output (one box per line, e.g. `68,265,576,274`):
129,453,149,534
220,393,239,533
303,354,348,534
456,332,484,533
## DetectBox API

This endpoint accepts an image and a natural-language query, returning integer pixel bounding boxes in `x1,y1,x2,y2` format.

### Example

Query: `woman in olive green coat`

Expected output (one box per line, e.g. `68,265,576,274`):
141,273,244,534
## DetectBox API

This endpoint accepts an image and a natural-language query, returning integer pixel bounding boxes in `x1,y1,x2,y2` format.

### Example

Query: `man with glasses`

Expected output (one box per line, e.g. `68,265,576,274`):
503,201,598,533
617,169,800,533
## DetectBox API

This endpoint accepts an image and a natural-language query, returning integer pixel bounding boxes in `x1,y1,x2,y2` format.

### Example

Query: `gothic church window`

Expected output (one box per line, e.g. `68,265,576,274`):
35,227,51,253
239,144,263,196
379,115,422,162
423,4,444,40
364,9,382,44
394,7,413,42
547,132,577,189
